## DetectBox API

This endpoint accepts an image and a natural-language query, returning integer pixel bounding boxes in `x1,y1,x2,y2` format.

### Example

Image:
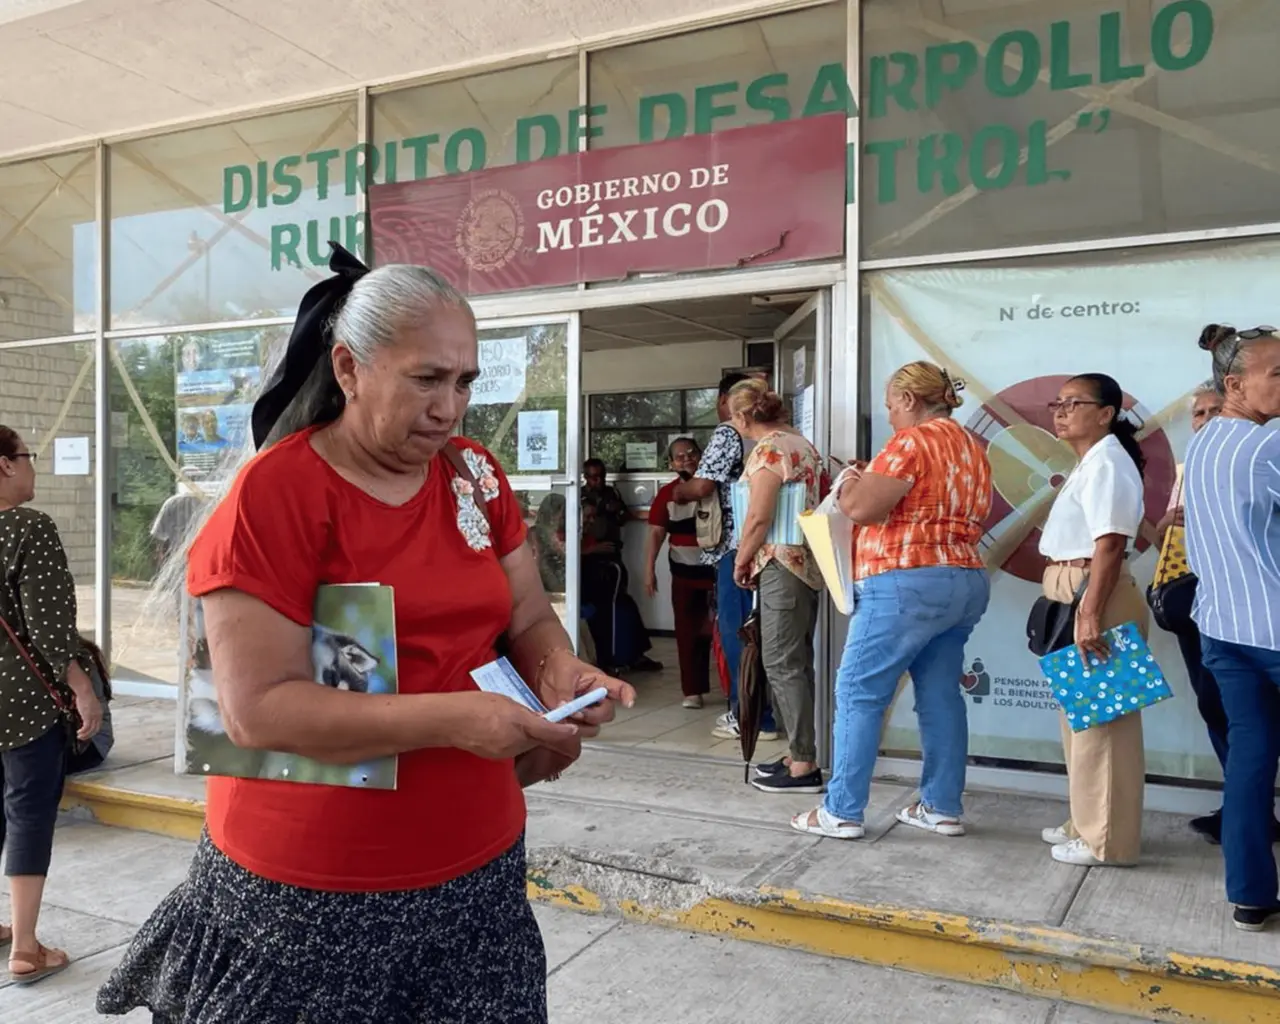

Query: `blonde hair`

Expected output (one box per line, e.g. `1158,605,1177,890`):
888,361,965,415
727,377,786,424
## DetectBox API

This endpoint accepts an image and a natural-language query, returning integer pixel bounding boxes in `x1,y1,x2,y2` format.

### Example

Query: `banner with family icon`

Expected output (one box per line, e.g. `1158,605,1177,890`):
866,238,1280,783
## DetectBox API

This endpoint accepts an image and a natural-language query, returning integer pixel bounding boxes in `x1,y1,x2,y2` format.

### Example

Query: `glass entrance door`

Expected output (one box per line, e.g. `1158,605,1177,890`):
465,315,582,643
771,291,836,762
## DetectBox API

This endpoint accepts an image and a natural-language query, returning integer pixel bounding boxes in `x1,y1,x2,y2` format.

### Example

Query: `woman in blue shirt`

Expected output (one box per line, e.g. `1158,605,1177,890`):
1183,324,1280,934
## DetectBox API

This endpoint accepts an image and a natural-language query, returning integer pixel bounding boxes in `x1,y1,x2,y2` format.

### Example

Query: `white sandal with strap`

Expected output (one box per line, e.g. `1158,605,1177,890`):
791,806,865,840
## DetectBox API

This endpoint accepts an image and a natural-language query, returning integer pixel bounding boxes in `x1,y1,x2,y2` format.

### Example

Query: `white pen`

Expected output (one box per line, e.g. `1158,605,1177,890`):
543,687,610,723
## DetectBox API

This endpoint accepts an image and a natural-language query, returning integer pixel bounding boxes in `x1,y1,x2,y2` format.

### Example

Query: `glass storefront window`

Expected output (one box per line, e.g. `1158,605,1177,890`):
0,340,98,634
588,386,718,471
462,322,569,481
588,4,848,149
861,0,1280,259
109,324,284,685
0,152,97,337
108,102,359,330
371,60,580,177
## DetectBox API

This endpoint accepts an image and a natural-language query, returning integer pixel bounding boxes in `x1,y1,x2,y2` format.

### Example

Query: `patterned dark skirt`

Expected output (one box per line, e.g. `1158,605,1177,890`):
97,832,547,1024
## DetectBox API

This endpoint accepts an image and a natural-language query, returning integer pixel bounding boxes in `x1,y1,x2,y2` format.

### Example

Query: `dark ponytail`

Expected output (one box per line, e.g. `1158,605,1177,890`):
1069,373,1146,478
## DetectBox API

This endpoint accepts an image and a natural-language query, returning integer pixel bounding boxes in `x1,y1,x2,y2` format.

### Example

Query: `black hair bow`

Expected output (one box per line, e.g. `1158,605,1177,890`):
251,242,369,449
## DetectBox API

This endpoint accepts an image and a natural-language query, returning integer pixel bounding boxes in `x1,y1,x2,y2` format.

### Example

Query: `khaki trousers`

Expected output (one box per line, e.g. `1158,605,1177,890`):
1043,565,1149,864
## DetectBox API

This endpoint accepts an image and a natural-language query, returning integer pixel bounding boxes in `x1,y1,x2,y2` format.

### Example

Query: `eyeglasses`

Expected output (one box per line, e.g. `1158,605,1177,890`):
1047,399,1101,414
5,452,35,462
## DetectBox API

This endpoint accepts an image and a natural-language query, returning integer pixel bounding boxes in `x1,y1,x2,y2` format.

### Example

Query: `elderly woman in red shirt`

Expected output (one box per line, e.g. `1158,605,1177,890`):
98,245,634,1024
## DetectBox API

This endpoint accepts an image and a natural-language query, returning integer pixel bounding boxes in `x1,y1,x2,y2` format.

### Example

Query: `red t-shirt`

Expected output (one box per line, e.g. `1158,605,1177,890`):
188,427,528,892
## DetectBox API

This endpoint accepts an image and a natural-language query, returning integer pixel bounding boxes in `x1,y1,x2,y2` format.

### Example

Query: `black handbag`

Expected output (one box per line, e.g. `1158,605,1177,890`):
1148,573,1198,635
1026,577,1089,657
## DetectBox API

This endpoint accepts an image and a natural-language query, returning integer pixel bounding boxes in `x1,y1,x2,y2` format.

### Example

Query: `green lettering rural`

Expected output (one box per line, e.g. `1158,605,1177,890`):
226,2,1214,270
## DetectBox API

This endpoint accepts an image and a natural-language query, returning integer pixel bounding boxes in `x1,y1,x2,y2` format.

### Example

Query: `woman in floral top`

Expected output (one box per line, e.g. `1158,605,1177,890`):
729,379,827,794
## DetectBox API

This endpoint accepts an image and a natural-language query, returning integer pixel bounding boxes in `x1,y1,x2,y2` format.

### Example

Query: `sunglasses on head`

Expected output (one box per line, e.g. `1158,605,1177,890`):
1232,326,1277,341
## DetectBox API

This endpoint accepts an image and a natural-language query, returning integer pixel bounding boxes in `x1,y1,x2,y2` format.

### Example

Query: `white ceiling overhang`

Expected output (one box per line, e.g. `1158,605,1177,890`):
0,0,790,159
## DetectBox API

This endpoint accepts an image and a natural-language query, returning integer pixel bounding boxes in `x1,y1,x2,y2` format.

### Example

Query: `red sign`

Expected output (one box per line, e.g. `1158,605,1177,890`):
368,114,846,295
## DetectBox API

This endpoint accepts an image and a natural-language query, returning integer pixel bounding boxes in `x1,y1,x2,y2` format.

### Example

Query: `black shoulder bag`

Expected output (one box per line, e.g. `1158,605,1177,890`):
1026,576,1090,657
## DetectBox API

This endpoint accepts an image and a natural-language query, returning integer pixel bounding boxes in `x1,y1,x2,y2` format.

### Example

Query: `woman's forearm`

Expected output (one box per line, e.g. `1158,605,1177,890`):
1080,537,1125,621
223,682,472,764
737,512,770,562
508,612,576,706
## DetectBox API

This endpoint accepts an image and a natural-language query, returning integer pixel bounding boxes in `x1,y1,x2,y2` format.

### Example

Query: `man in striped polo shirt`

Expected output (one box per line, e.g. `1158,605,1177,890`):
1183,323,1280,933
645,438,717,708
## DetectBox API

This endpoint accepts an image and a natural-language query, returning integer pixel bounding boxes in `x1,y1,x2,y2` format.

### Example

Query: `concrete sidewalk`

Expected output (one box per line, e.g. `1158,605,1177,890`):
1,821,1136,1024
56,699,1280,1022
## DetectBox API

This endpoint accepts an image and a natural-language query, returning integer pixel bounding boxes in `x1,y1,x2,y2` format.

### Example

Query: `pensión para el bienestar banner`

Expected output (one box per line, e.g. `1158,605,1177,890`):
867,239,1280,783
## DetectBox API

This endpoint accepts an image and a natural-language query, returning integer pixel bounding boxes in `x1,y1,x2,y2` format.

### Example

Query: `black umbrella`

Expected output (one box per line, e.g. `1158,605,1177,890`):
736,592,769,783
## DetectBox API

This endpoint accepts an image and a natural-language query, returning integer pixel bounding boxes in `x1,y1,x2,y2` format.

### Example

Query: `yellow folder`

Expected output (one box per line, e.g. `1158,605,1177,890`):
798,506,854,615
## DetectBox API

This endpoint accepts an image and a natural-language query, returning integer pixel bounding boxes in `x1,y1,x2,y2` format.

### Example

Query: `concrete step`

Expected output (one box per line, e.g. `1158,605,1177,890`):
60,704,1280,1024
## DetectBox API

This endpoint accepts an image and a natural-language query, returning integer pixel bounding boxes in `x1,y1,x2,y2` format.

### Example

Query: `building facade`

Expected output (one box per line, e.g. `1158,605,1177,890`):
1,0,1276,794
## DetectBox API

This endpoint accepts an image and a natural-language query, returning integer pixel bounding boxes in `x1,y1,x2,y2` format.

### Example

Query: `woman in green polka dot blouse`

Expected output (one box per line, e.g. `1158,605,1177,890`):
0,425,103,985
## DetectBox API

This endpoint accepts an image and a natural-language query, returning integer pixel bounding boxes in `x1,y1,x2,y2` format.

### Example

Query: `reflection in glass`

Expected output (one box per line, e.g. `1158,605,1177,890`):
0,152,97,337
590,390,682,429
589,5,847,149
462,323,567,479
861,0,1280,258
108,102,359,329
588,386,719,471
373,60,580,176
0,342,98,632
109,325,282,684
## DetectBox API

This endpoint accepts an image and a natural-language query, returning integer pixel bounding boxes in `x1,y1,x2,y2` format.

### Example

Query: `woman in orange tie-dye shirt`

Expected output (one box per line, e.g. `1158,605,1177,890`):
792,361,993,842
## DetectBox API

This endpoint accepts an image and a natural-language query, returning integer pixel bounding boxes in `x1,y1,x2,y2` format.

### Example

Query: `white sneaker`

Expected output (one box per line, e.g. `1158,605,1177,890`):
1042,825,1071,846
712,712,739,739
1051,838,1103,866
897,802,965,837
682,695,703,709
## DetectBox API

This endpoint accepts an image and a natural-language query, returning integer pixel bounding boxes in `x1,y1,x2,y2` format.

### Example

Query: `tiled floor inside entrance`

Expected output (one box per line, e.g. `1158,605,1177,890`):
595,637,790,764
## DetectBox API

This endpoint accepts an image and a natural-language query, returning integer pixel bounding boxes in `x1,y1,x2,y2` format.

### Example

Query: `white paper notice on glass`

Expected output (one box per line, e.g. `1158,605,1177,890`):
472,336,528,406
517,410,559,472
799,384,816,442
792,347,807,390
53,436,91,476
625,441,658,470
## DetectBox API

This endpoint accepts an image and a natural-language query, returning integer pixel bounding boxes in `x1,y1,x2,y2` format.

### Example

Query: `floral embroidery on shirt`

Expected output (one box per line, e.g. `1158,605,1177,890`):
451,448,502,552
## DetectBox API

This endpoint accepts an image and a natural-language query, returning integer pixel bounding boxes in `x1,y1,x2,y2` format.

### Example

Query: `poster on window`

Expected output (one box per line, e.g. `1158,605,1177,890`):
174,332,263,481
867,239,1280,783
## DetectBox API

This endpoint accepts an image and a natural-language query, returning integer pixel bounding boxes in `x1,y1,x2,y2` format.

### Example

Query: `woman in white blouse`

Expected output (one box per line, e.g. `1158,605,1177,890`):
1038,373,1149,868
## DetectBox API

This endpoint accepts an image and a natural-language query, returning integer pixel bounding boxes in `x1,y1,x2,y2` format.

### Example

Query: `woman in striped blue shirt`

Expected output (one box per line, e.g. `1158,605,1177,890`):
1183,324,1280,934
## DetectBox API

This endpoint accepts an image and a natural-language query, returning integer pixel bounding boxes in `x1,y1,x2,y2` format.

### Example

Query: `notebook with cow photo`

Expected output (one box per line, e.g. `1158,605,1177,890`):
178,583,399,789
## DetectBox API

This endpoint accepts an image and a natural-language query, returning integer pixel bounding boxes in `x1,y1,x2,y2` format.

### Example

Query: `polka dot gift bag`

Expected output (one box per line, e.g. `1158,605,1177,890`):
1038,622,1175,733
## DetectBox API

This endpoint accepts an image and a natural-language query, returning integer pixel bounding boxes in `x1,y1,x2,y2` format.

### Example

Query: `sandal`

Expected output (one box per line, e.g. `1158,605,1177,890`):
791,806,865,840
9,943,70,986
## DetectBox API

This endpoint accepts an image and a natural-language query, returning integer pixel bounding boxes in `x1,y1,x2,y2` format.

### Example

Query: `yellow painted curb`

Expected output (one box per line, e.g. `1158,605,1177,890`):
528,879,1280,1024
62,779,205,842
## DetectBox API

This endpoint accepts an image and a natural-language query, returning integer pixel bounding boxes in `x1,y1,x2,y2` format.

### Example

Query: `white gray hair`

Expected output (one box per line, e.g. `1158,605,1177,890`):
265,264,473,447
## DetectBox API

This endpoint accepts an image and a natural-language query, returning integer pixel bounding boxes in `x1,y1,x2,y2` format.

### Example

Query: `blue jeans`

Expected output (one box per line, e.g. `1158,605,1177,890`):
824,566,990,823
715,553,774,730
1202,636,1280,907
